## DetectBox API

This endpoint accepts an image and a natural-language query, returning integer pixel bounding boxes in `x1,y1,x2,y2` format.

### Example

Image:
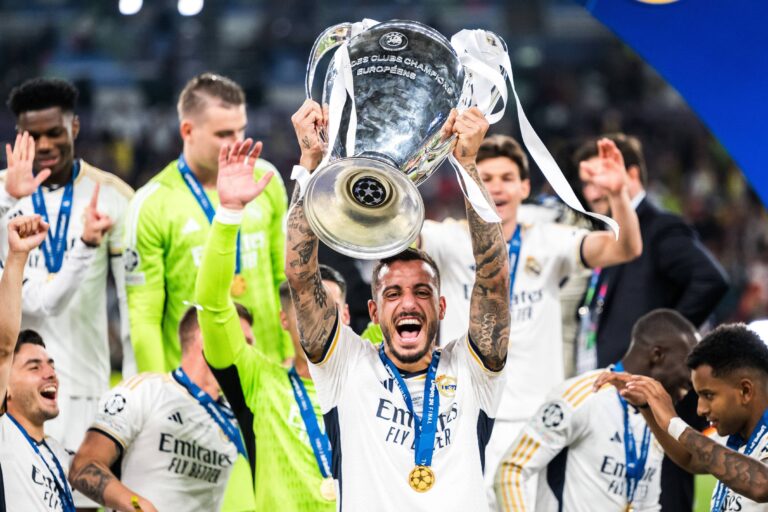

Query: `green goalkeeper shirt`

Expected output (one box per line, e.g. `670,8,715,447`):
124,158,291,372
196,218,336,512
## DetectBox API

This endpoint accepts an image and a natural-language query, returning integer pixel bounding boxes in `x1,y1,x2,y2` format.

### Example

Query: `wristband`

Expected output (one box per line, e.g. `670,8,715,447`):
131,495,143,511
667,417,689,441
291,165,312,200
214,206,244,225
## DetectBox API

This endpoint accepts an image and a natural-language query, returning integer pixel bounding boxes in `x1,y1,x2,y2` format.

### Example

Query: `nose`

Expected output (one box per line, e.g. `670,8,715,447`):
35,135,53,152
696,398,709,418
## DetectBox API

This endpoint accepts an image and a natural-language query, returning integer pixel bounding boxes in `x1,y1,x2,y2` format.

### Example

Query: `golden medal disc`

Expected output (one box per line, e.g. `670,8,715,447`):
625,504,634,512
319,477,337,501
408,465,435,492
230,275,247,297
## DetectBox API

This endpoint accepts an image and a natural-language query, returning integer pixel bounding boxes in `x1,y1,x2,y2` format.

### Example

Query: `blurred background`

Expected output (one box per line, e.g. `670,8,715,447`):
0,0,765,384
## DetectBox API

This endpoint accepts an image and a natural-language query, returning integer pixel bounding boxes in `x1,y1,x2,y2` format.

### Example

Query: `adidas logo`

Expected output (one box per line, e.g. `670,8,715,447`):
610,431,622,444
181,218,201,235
168,411,184,424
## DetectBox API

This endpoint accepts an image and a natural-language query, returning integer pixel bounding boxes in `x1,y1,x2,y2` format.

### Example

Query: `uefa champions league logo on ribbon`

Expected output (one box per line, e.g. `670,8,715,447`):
379,31,408,51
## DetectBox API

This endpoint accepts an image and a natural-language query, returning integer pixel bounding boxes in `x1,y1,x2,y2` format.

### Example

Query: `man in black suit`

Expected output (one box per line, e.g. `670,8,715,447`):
573,133,730,512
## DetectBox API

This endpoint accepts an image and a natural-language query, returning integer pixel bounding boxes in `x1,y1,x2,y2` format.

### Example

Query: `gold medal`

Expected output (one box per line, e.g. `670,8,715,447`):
408,465,435,492
625,504,634,512
230,274,247,297
319,477,336,501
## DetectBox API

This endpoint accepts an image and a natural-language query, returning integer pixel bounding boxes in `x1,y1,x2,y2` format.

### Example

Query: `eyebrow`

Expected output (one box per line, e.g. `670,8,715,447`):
22,358,54,367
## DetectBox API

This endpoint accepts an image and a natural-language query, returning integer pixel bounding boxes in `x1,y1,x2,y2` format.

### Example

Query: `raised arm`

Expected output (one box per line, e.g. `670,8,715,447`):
284,99,337,363
580,138,643,268
0,215,48,400
452,108,510,371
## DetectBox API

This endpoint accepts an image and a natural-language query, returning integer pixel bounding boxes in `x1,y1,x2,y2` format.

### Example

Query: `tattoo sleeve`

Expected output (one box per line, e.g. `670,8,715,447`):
285,186,338,363
462,162,510,371
70,461,115,504
679,428,768,501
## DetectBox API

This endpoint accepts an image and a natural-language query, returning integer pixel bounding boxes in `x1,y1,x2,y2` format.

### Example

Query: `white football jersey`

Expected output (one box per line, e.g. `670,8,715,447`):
495,370,665,512
0,160,134,400
308,319,506,511
421,217,588,422
0,414,73,512
91,372,238,512
708,428,768,511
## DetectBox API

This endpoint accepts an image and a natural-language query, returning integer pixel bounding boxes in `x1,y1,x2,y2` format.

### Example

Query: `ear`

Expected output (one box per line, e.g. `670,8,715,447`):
180,119,193,142
649,346,664,366
521,178,531,201
438,295,446,321
368,299,379,324
279,310,290,331
341,304,351,326
740,378,755,405
71,115,80,140
627,165,642,187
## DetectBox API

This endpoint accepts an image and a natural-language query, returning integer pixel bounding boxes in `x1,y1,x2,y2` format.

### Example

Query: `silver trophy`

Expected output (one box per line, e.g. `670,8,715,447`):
302,19,507,259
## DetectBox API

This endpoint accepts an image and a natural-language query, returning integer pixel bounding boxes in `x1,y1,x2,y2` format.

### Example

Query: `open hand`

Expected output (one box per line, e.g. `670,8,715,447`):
291,99,327,171
216,139,273,210
4,131,51,199
579,138,629,197
82,184,113,247
8,214,49,254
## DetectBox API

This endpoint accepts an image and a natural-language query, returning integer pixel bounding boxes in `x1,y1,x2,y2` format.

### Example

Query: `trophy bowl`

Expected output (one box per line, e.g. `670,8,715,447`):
303,19,467,259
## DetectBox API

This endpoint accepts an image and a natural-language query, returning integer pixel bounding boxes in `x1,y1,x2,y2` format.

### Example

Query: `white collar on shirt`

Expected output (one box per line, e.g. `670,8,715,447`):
630,190,647,210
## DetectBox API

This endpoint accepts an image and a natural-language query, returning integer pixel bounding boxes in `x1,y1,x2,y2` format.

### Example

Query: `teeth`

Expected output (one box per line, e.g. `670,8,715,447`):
397,318,421,327
42,386,56,393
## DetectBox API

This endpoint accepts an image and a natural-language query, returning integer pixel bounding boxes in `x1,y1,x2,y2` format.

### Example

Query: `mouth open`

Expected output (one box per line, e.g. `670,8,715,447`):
39,385,57,402
395,317,423,344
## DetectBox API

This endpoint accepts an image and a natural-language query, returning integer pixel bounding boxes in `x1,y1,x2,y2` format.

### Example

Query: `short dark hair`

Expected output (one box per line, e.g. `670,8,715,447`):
279,281,292,311
319,264,347,301
177,72,245,119
687,324,768,378
477,135,530,181
572,133,647,185
178,303,253,351
371,248,440,298
631,309,697,348
14,330,46,354
7,77,79,117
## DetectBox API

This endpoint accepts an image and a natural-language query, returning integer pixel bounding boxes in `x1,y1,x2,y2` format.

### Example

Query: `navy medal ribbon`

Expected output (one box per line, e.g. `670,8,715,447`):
172,368,247,458
178,154,242,274
7,413,76,512
31,160,80,273
378,344,442,467
711,407,768,511
287,367,333,478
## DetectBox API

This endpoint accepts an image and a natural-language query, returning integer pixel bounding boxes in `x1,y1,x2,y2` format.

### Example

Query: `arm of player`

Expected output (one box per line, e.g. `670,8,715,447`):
20,184,113,316
452,108,510,371
125,192,168,372
195,138,272,369
0,215,47,400
580,138,643,268
620,375,768,501
69,430,157,512
495,399,581,511
285,99,338,363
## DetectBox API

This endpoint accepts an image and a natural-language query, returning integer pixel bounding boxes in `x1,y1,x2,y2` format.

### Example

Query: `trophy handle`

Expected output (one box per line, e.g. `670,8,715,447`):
305,22,354,99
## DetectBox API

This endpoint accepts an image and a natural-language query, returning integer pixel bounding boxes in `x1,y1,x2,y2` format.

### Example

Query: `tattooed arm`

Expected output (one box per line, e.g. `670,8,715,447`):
285,100,337,363
452,108,510,371
69,430,157,511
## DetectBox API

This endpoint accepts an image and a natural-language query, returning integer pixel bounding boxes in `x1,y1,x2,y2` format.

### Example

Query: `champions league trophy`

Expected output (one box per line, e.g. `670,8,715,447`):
299,19,510,259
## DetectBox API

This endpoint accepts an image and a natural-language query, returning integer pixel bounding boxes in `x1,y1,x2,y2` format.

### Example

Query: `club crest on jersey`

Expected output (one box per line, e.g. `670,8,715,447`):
540,402,564,428
524,256,542,276
435,375,457,398
124,247,140,272
104,394,127,415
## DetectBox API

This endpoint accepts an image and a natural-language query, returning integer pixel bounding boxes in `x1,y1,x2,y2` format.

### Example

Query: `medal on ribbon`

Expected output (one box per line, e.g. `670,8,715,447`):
287,367,336,501
378,344,441,492
31,161,80,273
178,154,244,288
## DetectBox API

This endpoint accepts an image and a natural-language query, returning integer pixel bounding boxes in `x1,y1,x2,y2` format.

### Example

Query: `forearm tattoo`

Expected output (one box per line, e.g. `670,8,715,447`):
286,192,337,362
463,162,510,371
71,462,114,504
679,428,768,500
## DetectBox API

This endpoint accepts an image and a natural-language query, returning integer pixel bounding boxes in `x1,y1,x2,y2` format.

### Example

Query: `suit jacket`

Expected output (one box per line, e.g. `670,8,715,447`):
595,197,729,367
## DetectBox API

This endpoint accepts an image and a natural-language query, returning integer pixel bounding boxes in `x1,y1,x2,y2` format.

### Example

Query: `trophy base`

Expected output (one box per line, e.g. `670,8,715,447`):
303,157,425,260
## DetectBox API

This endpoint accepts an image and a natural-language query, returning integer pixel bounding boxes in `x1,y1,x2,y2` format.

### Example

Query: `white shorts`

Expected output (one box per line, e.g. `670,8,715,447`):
47,393,102,508
485,419,539,511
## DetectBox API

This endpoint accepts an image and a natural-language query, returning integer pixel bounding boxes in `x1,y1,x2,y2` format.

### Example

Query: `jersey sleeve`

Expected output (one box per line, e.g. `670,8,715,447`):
494,378,593,512
419,219,457,268
90,377,151,450
306,319,369,413
456,335,507,415
257,160,292,360
123,183,167,372
551,224,590,279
